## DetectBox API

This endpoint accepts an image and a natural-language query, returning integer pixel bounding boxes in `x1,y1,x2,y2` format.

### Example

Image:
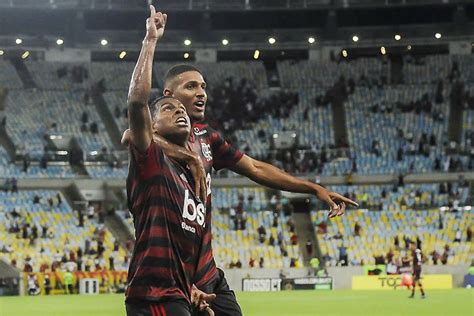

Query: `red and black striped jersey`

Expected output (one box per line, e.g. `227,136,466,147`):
188,122,243,288
412,249,422,270
125,141,207,303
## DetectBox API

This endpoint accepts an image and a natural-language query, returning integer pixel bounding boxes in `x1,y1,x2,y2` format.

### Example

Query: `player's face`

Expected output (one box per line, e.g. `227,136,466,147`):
168,71,207,122
153,99,190,145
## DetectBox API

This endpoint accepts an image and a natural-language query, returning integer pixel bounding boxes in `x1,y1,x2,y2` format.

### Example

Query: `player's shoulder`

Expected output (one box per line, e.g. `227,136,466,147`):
192,122,211,135
192,122,220,139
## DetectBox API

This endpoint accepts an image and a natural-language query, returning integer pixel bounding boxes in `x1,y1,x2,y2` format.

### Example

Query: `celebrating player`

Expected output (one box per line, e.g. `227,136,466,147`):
124,6,214,316
122,5,358,316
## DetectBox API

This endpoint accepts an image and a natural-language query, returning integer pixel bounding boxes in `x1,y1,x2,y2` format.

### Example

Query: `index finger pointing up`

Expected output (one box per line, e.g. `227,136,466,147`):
150,5,156,17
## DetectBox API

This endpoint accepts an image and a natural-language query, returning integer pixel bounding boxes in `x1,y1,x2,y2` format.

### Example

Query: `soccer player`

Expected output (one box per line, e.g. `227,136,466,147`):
409,242,426,299
123,6,358,315
125,7,213,316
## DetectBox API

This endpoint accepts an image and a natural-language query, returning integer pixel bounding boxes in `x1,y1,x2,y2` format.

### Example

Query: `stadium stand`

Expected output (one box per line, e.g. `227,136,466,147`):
4,89,115,158
0,55,472,276
213,210,303,269
0,61,23,89
0,190,128,273
341,84,450,175
0,147,75,179
312,208,473,266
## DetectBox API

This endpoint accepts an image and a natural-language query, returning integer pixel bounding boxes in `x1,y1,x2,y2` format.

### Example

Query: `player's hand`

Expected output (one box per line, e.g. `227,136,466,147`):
191,284,216,312
188,155,208,203
205,306,215,316
315,188,358,218
146,5,167,41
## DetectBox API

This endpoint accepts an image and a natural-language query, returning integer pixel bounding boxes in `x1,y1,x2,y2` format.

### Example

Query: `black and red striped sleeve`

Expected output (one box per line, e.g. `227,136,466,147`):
208,128,243,171
129,141,164,181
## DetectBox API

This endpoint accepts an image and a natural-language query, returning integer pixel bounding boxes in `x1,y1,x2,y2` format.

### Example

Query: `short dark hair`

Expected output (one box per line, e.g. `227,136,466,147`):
149,96,175,119
164,64,202,88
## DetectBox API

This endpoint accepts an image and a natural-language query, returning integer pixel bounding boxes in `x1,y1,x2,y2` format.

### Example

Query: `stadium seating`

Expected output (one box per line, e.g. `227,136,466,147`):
312,208,473,266
322,183,471,211
402,55,451,84
24,62,90,90
85,165,128,179
103,91,128,132
212,210,302,269
0,147,75,179
341,84,450,175
277,58,388,89
154,61,268,90
0,190,127,272
4,89,114,158
233,87,334,159
213,187,268,211
0,61,23,89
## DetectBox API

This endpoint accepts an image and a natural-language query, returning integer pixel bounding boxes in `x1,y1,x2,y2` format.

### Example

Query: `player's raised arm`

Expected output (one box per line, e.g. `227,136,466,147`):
230,155,358,218
127,5,167,153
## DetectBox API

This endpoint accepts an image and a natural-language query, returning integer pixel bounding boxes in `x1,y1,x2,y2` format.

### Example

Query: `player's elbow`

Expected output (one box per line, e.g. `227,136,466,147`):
127,87,148,108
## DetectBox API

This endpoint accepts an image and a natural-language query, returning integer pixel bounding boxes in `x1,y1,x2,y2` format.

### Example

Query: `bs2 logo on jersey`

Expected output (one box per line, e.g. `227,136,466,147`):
181,190,206,233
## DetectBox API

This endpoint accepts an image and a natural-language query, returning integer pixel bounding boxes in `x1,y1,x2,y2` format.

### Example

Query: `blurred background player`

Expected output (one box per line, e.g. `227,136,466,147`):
409,242,426,299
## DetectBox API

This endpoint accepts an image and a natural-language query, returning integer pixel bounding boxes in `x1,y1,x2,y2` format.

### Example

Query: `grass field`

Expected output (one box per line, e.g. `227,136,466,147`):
0,290,472,316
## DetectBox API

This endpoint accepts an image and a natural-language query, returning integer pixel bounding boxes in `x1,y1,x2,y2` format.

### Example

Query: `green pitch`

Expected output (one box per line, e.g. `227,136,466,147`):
0,290,472,316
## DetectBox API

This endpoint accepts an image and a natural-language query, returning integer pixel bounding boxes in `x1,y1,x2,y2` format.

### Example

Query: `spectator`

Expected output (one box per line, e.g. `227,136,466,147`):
22,153,31,173
249,258,255,268
333,231,343,240
90,122,98,134
309,257,320,276
338,244,348,266
290,258,297,268
268,235,275,246
64,270,74,294
316,220,327,234
81,111,88,124
277,231,284,246
305,240,313,257
430,250,440,265
290,233,298,246
441,250,449,265
40,152,48,169
235,259,242,268
287,218,296,233
44,275,52,295
386,249,394,263
469,261,474,276
11,178,18,193
403,235,411,249
467,226,472,242
257,225,266,243
109,254,115,271
259,257,264,268
394,235,400,248
416,236,422,250
27,274,39,295
387,259,398,275
454,229,462,243
354,222,361,236
87,204,95,219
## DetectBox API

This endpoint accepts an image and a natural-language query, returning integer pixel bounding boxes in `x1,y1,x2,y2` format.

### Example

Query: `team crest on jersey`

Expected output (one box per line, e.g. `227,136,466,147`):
194,127,208,136
201,142,212,162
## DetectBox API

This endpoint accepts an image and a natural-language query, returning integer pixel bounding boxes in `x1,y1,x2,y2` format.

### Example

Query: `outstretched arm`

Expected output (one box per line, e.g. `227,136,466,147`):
231,155,358,217
127,5,166,153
